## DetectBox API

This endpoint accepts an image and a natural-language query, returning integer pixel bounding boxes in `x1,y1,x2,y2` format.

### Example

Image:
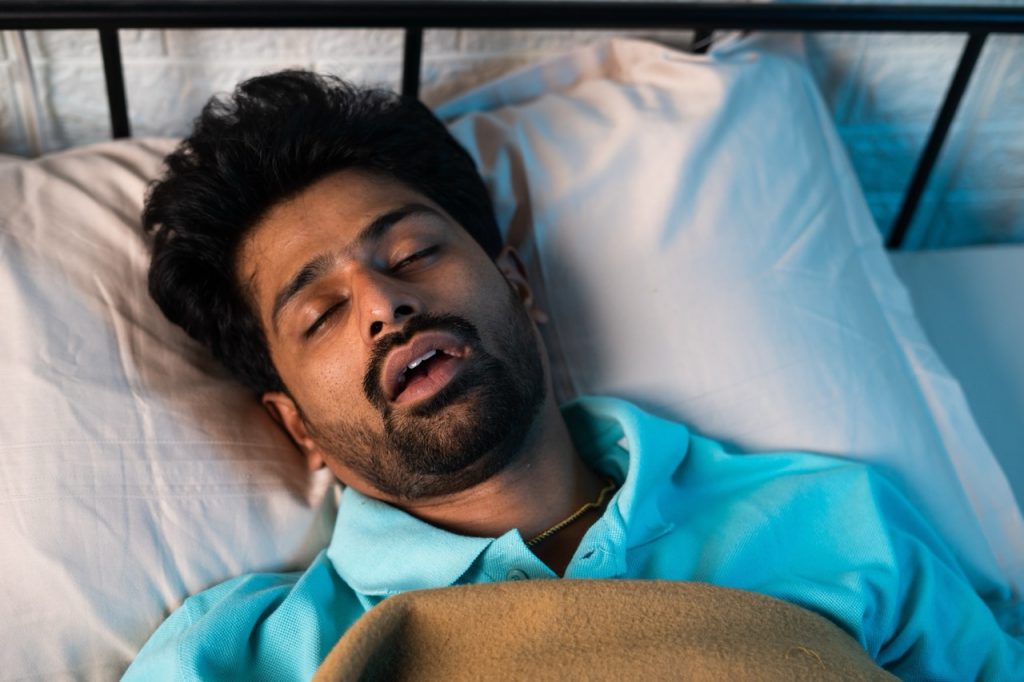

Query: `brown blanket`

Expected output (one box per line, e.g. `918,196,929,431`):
314,580,895,681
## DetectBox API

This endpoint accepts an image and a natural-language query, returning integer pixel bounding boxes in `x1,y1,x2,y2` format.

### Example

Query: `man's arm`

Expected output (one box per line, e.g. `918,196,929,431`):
124,558,362,681
858,470,1023,680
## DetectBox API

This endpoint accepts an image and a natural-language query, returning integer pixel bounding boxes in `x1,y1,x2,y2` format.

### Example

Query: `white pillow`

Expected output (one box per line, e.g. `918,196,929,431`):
0,140,336,679
439,35,1024,600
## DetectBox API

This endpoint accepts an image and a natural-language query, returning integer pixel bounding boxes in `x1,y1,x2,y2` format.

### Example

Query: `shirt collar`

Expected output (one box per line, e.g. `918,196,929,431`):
561,395,690,547
326,485,493,596
326,395,690,595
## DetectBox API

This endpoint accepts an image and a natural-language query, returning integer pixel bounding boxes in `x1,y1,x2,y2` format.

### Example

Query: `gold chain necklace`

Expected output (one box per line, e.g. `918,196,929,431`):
525,477,618,548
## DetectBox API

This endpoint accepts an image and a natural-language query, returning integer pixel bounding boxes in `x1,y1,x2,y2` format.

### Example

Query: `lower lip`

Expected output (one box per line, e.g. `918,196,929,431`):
393,354,464,405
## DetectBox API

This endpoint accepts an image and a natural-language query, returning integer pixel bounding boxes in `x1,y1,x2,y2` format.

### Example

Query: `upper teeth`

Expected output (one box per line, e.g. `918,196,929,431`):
407,349,438,371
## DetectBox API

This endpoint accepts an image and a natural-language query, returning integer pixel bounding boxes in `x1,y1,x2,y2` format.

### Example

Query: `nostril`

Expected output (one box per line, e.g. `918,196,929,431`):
370,305,413,337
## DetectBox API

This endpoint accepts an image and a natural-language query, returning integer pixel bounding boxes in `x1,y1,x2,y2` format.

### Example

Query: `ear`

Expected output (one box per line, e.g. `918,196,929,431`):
495,246,549,324
262,391,326,471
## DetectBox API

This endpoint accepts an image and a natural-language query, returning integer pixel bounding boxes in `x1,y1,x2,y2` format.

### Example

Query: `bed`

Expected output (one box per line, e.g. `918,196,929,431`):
1,2,1022,679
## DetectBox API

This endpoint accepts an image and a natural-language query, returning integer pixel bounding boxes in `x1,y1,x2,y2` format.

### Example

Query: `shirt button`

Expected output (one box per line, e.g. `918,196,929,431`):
506,568,529,581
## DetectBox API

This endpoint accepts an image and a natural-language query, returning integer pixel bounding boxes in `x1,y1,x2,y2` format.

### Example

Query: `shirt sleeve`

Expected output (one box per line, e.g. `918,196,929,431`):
123,555,362,681
123,573,303,682
860,469,1024,680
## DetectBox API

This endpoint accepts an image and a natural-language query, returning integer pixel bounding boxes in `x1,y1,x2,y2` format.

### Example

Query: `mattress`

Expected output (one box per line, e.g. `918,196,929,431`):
890,245,1024,508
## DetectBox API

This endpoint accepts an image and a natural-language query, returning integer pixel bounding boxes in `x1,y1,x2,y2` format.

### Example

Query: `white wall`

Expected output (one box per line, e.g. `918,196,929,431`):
1,21,1021,248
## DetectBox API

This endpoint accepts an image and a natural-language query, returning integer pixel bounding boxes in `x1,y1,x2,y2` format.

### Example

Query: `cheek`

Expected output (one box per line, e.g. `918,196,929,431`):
313,358,367,407
446,260,512,319
281,345,371,421
474,267,517,316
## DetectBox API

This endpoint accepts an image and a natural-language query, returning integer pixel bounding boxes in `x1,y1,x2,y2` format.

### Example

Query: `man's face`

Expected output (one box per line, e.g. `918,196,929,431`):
237,169,546,501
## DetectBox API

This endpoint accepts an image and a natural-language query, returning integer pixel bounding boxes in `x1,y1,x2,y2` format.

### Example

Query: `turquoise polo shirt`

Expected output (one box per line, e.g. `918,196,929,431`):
124,396,1023,680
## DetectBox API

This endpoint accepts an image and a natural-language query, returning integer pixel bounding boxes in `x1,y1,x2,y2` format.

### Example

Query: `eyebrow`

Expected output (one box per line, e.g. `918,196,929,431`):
269,202,441,335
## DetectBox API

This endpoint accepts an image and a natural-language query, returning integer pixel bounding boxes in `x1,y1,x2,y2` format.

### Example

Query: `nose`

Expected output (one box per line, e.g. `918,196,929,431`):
353,270,422,345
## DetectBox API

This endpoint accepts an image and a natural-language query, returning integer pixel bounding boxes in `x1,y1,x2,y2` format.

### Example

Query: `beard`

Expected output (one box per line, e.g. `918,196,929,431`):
304,284,546,500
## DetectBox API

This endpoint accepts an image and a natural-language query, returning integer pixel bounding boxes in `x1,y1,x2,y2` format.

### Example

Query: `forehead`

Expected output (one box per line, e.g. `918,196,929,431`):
237,169,449,303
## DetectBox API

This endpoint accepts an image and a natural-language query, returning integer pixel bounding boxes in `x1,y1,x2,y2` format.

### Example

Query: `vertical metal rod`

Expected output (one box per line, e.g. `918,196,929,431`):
99,27,131,138
402,26,423,99
887,31,987,250
692,28,713,54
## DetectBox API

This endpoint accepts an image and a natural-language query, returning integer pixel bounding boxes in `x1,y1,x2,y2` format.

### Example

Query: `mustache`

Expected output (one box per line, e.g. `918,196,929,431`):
362,313,482,410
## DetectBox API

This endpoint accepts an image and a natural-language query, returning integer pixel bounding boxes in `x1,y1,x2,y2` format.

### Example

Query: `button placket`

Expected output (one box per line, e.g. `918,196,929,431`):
505,568,529,581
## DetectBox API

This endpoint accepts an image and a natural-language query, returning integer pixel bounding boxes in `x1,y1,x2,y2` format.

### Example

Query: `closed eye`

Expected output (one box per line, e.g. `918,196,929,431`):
304,301,345,338
391,245,439,273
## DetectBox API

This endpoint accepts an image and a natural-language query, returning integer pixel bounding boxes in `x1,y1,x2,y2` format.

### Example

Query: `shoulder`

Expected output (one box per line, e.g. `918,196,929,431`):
124,551,364,681
680,435,959,569
686,431,906,501
683,431,882,499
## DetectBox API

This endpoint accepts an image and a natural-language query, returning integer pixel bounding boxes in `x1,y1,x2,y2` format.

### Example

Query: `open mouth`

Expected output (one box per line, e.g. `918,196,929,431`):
382,331,468,406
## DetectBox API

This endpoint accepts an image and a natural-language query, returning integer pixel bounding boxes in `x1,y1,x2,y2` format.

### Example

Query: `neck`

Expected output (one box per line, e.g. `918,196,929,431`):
394,396,606,575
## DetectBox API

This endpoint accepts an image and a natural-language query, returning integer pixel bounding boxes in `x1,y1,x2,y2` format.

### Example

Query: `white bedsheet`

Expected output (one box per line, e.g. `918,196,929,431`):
890,245,1024,507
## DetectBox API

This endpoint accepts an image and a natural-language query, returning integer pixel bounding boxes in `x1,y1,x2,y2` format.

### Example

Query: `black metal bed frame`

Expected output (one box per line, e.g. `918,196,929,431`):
2,2,1023,249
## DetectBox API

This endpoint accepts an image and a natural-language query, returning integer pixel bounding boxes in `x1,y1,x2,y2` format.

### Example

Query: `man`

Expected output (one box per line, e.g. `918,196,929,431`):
126,70,1022,679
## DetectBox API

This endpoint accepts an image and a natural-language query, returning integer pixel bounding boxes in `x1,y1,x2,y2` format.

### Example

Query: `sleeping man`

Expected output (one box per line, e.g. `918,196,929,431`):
125,70,1022,679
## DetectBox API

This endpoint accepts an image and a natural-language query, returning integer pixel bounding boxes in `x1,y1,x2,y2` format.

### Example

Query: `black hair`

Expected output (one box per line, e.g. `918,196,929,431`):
144,70,502,395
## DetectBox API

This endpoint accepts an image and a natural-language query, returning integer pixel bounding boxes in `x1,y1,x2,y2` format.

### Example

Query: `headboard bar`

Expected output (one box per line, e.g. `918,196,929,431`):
887,31,988,250
98,28,130,139
1,2,1022,32
402,27,423,99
